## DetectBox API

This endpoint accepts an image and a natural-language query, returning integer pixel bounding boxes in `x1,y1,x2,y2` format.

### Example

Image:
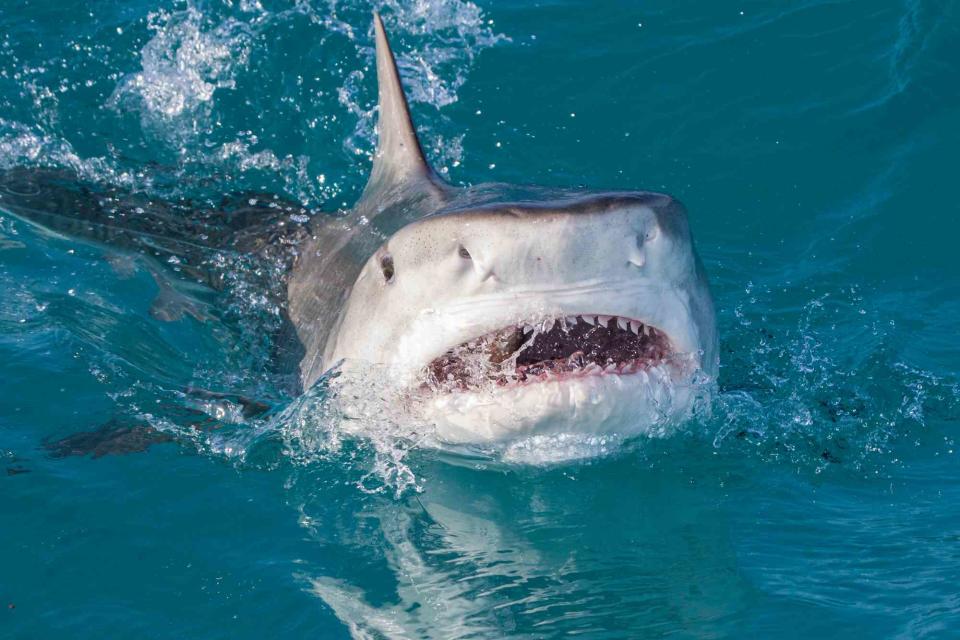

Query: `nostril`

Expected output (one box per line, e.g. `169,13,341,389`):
456,244,495,280
380,254,395,283
628,235,646,269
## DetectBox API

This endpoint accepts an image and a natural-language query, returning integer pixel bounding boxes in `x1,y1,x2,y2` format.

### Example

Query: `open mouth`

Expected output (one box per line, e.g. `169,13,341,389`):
425,315,673,393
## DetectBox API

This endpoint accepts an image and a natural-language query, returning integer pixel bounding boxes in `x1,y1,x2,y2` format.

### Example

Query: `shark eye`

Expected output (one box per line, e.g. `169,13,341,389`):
380,254,395,283
458,244,472,260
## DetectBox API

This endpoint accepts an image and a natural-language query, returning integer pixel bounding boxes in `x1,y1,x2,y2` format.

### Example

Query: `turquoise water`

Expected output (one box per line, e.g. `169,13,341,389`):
2,0,959,636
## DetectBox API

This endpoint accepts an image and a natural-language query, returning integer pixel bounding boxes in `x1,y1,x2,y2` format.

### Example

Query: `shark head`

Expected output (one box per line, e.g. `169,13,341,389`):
308,15,716,443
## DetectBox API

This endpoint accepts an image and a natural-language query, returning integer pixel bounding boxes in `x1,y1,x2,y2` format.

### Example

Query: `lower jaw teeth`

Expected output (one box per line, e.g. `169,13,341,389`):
501,358,648,384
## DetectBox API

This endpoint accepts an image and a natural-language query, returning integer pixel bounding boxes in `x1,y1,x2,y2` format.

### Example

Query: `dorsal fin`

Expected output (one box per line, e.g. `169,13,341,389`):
360,13,438,202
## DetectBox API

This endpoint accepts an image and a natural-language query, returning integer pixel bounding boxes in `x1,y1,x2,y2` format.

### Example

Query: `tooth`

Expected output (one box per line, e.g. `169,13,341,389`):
604,364,617,373
629,321,641,334
582,315,595,326
617,317,628,331
598,315,611,326
524,324,535,333
584,363,600,374
643,325,651,336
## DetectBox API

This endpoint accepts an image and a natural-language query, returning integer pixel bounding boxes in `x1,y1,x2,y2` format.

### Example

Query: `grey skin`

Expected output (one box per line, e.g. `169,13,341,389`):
0,15,716,445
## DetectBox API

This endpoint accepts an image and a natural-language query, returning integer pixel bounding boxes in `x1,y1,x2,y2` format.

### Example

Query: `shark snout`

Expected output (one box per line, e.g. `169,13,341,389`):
424,196,688,289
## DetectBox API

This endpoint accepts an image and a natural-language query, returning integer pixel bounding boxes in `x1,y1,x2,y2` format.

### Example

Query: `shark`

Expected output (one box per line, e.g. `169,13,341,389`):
0,14,717,446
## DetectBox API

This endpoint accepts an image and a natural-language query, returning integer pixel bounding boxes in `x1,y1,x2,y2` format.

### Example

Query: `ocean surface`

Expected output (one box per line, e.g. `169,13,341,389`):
2,0,959,637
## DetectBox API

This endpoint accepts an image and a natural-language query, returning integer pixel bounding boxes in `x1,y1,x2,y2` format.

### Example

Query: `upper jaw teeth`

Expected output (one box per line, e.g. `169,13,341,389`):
528,314,653,336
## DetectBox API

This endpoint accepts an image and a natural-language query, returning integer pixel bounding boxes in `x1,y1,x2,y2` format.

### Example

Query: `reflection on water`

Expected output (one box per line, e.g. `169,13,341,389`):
292,450,748,637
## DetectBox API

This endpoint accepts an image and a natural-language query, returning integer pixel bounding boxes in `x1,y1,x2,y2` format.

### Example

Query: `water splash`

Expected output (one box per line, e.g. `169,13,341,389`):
108,5,254,130
704,283,960,476
276,365,438,497
104,0,506,199
0,118,139,188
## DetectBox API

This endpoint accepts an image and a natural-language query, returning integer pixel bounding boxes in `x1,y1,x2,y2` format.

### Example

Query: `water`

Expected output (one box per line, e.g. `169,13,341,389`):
2,0,959,636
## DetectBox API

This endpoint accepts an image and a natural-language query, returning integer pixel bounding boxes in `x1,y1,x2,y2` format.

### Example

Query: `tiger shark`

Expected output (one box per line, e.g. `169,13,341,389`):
0,14,717,445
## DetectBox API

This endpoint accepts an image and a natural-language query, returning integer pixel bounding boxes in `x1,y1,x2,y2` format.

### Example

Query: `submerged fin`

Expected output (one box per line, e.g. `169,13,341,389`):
43,390,271,459
44,420,175,459
359,13,444,205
